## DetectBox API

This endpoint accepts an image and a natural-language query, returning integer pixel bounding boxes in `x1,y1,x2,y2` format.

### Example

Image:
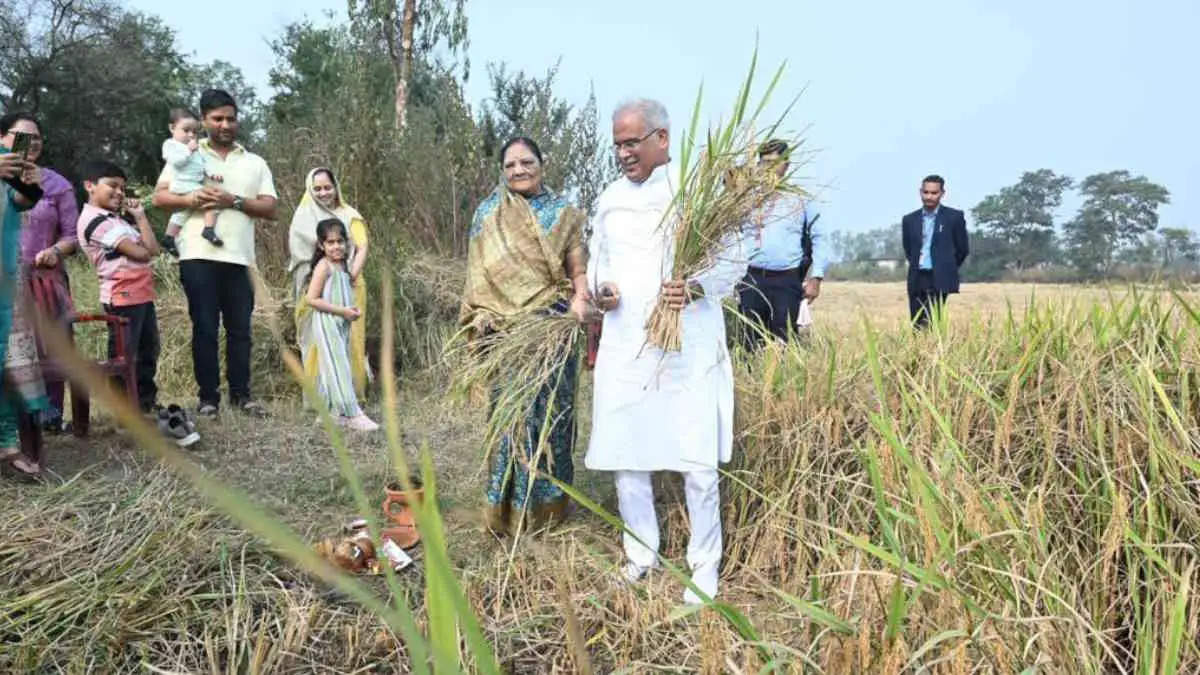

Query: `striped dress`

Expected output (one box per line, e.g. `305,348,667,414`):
309,262,362,417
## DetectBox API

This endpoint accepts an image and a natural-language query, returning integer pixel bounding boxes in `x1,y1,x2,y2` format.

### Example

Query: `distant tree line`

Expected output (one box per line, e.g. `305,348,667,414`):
828,169,1189,282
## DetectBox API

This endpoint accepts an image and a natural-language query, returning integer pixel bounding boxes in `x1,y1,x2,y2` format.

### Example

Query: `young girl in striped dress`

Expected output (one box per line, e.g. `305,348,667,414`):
301,218,378,431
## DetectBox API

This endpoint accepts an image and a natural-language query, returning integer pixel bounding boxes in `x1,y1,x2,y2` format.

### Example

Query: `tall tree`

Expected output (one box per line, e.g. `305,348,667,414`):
260,17,610,259
1063,170,1170,275
1159,227,1200,268
347,0,469,131
0,0,257,183
971,169,1072,270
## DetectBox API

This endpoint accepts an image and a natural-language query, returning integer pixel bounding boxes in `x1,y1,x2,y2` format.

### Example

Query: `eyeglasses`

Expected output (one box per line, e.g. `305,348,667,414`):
613,128,661,152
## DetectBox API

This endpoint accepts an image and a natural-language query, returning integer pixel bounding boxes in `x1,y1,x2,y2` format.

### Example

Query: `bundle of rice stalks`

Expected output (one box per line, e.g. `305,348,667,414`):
444,311,581,460
645,48,806,351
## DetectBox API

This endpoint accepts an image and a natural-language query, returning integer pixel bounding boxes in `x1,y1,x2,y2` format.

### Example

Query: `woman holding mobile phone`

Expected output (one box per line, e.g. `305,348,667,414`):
0,112,79,434
0,119,49,480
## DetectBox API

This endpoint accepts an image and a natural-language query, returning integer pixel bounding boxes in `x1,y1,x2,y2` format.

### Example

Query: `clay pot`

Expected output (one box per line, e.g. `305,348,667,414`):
381,478,423,547
381,524,420,549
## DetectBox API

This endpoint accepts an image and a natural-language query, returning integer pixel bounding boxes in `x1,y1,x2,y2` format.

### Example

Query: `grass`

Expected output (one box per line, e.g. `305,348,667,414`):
3,274,1199,672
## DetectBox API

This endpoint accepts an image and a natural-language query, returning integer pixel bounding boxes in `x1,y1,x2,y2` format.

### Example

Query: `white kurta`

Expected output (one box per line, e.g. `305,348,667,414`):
584,163,747,473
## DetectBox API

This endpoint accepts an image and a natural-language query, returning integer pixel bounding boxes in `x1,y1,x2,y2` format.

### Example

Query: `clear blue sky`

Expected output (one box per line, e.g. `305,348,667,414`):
127,0,1198,236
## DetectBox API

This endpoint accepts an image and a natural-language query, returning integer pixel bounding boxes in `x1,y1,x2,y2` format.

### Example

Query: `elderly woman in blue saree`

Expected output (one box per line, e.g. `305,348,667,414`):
0,143,49,479
461,136,591,536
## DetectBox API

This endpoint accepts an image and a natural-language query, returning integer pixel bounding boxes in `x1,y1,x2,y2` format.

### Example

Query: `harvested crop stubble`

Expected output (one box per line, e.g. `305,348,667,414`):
0,469,410,671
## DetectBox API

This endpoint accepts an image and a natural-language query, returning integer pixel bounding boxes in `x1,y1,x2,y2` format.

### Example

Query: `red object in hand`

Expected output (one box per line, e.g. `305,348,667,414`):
586,321,601,370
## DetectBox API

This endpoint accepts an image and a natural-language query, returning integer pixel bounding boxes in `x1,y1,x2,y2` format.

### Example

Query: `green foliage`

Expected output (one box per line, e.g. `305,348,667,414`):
1159,227,1200,267
478,62,617,214
259,17,610,372
958,231,1014,281
347,0,471,78
829,225,903,263
1064,170,1171,276
0,0,261,184
971,168,1072,271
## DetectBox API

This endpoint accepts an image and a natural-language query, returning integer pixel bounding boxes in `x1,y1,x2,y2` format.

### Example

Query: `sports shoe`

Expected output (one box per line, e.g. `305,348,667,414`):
235,399,268,418
157,409,200,448
344,414,379,432
197,403,219,419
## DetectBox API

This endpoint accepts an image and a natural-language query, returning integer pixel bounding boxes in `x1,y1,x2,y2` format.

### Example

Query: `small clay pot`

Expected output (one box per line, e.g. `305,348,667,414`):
382,478,424,529
381,524,420,549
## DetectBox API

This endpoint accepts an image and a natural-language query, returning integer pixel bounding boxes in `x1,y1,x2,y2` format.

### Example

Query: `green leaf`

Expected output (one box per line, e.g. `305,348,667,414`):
769,587,855,635
1162,562,1193,675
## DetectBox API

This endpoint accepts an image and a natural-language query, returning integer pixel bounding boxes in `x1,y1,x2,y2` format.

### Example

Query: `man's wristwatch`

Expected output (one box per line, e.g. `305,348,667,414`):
232,196,245,212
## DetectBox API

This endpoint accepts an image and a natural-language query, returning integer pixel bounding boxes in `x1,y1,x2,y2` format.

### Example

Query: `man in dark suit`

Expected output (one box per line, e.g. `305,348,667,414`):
901,175,969,328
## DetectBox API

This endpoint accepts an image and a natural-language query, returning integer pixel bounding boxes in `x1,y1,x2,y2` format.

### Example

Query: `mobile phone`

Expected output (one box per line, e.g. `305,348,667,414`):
10,131,32,159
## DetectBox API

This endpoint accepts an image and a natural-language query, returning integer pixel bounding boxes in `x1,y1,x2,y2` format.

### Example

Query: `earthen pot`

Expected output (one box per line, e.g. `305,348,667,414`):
382,478,424,544
381,524,420,549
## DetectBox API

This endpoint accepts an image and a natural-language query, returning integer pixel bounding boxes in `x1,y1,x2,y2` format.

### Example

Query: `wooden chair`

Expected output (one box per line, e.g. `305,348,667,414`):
17,271,137,466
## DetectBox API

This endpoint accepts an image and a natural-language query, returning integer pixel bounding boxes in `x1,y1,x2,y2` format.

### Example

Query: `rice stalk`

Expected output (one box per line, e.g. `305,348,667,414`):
444,311,581,463
644,45,805,351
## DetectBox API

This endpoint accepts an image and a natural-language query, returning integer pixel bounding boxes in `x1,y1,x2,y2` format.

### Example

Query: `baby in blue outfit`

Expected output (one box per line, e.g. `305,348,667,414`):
161,108,223,253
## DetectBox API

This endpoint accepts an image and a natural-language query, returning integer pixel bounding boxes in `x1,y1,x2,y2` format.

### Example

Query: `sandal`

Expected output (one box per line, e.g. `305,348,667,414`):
1,447,42,481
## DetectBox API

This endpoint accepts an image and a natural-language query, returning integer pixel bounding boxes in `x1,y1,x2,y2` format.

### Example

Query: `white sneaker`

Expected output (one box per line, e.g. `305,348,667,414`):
682,563,719,605
346,414,379,432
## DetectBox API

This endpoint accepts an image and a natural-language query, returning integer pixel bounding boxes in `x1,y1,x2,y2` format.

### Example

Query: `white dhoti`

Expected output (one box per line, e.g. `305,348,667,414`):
585,164,747,602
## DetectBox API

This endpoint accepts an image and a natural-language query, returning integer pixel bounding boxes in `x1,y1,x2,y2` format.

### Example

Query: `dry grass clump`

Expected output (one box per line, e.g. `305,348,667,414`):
64,257,297,404
8,269,1200,672
393,251,469,375
444,311,581,458
466,290,1200,671
0,467,409,672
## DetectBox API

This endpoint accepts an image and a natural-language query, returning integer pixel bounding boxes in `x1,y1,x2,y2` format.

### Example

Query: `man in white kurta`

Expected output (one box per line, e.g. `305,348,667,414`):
586,99,746,604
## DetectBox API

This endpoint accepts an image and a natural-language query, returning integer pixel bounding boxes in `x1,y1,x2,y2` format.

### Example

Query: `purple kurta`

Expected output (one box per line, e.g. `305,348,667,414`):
19,166,76,422
20,167,78,263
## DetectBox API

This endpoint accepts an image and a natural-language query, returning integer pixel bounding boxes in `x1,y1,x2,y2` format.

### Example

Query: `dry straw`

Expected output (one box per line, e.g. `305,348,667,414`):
444,309,581,461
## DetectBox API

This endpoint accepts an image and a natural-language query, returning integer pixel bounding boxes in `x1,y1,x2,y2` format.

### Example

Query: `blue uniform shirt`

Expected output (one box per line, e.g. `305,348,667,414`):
744,192,829,278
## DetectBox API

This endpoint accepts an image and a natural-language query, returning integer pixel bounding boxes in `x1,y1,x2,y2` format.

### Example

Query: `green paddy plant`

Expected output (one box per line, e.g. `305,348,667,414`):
645,46,806,351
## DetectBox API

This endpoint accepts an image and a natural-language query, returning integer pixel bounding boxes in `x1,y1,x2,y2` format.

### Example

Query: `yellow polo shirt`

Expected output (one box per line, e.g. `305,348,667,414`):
156,139,277,267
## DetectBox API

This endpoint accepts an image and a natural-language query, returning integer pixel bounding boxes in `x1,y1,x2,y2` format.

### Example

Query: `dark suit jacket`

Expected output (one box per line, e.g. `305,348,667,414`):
902,206,969,294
